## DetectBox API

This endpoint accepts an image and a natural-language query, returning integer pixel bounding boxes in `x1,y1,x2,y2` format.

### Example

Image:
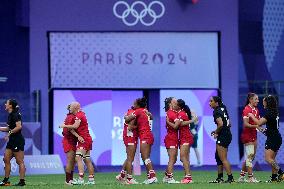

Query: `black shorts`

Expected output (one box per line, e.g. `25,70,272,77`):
6,136,25,152
216,129,232,148
265,134,282,152
191,134,198,148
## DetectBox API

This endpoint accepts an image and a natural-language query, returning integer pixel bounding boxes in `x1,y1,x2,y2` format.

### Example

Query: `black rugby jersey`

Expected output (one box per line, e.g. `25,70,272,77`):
7,111,22,137
213,106,231,128
263,109,280,136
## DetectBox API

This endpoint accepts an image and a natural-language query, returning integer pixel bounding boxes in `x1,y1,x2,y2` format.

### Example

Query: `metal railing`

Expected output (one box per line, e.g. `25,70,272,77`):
0,91,41,122
239,80,284,106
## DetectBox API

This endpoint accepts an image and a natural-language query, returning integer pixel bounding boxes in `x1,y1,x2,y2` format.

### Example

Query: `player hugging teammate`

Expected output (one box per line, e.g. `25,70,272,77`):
57,94,284,186
60,102,95,185
164,97,196,184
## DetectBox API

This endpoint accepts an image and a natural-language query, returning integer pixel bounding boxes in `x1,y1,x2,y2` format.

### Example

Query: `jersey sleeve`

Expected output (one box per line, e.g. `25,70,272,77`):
213,109,222,121
75,112,83,121
126,109,133,116
15,113,22,122
132,110,137,118
242,107,250,118
178,112,187,121
171,112,179,122
257,110,261,119
64,116,69,124
263,110,272,121
132,109,141,118
166,111,173,121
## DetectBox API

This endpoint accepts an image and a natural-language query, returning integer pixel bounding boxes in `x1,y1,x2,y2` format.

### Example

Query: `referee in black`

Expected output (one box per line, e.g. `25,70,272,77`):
0,99,26,186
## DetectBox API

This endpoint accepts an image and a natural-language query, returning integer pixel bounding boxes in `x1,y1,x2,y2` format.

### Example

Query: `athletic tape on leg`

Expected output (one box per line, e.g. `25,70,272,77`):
76,152,84,158
245,158,253,167
144,158,151,165
245,145,254,167
84,154,91,159
271,161,280,170
245,145,254,157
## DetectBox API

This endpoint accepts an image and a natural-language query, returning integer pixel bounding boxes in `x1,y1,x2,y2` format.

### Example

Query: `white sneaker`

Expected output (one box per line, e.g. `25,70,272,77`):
166,178,180,184
72,178,84,185
238,176,247,183
85,180,95,185
125,178,139,184
116,174,125,183
162,176,169,183
143,177,158,184
65,180,73,186
247,177,261,183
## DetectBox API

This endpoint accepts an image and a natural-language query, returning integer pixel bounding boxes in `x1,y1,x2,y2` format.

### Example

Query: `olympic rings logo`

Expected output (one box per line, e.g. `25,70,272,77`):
113,1,165,26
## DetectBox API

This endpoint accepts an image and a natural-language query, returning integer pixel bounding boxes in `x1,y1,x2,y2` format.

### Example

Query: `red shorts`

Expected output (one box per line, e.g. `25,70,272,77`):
140,132,154,145
241,133,257,144
62,137,77,153
76,136,92,151
179,134,194,146
164,133,179,149
123,136,138,146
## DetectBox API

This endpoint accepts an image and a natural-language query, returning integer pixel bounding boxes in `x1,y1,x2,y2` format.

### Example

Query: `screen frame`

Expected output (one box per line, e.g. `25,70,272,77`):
47,31,221,90
47,31,221,154
48,88,221,158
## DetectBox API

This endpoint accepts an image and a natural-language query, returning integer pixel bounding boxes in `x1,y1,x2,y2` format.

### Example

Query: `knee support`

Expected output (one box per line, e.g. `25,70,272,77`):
215,151,223,166
245,145,254,157
84,154,91,159
144,158,151,165
245,145,254,167
76,152,84,158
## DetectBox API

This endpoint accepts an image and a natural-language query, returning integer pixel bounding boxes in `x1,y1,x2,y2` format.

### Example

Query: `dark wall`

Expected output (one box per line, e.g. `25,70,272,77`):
239,0,284,94
0,0,29,92
238,0,284,159
29,0,239,160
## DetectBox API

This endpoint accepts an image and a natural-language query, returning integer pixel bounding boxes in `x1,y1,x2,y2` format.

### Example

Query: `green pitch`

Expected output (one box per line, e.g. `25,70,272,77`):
5,171,284,189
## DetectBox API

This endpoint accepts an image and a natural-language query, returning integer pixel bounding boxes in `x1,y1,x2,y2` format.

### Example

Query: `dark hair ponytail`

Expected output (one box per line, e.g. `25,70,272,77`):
67,104,71,113
8,99,19,112
177,99,192,118
164,97,173,112
184,105,192,119
245,92,257,106
264,95,278,115
136,97,147,108
212,96,228,113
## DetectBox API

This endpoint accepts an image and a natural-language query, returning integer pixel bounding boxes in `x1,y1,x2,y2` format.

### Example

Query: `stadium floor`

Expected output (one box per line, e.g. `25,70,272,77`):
5,171,284,188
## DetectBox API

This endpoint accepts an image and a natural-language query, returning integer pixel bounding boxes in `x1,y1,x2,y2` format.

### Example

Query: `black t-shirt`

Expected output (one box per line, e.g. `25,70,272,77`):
263,109,279,136
213,106,231,130
7,111,22,137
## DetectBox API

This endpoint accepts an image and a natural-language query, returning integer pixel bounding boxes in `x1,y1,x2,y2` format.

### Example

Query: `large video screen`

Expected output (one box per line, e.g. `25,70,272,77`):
49,32,219,88
53,89,218,166
160,90,218,165
53,90,143,165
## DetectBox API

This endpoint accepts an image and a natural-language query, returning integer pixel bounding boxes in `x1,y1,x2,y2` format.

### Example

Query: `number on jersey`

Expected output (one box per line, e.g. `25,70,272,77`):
221,108,230,127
